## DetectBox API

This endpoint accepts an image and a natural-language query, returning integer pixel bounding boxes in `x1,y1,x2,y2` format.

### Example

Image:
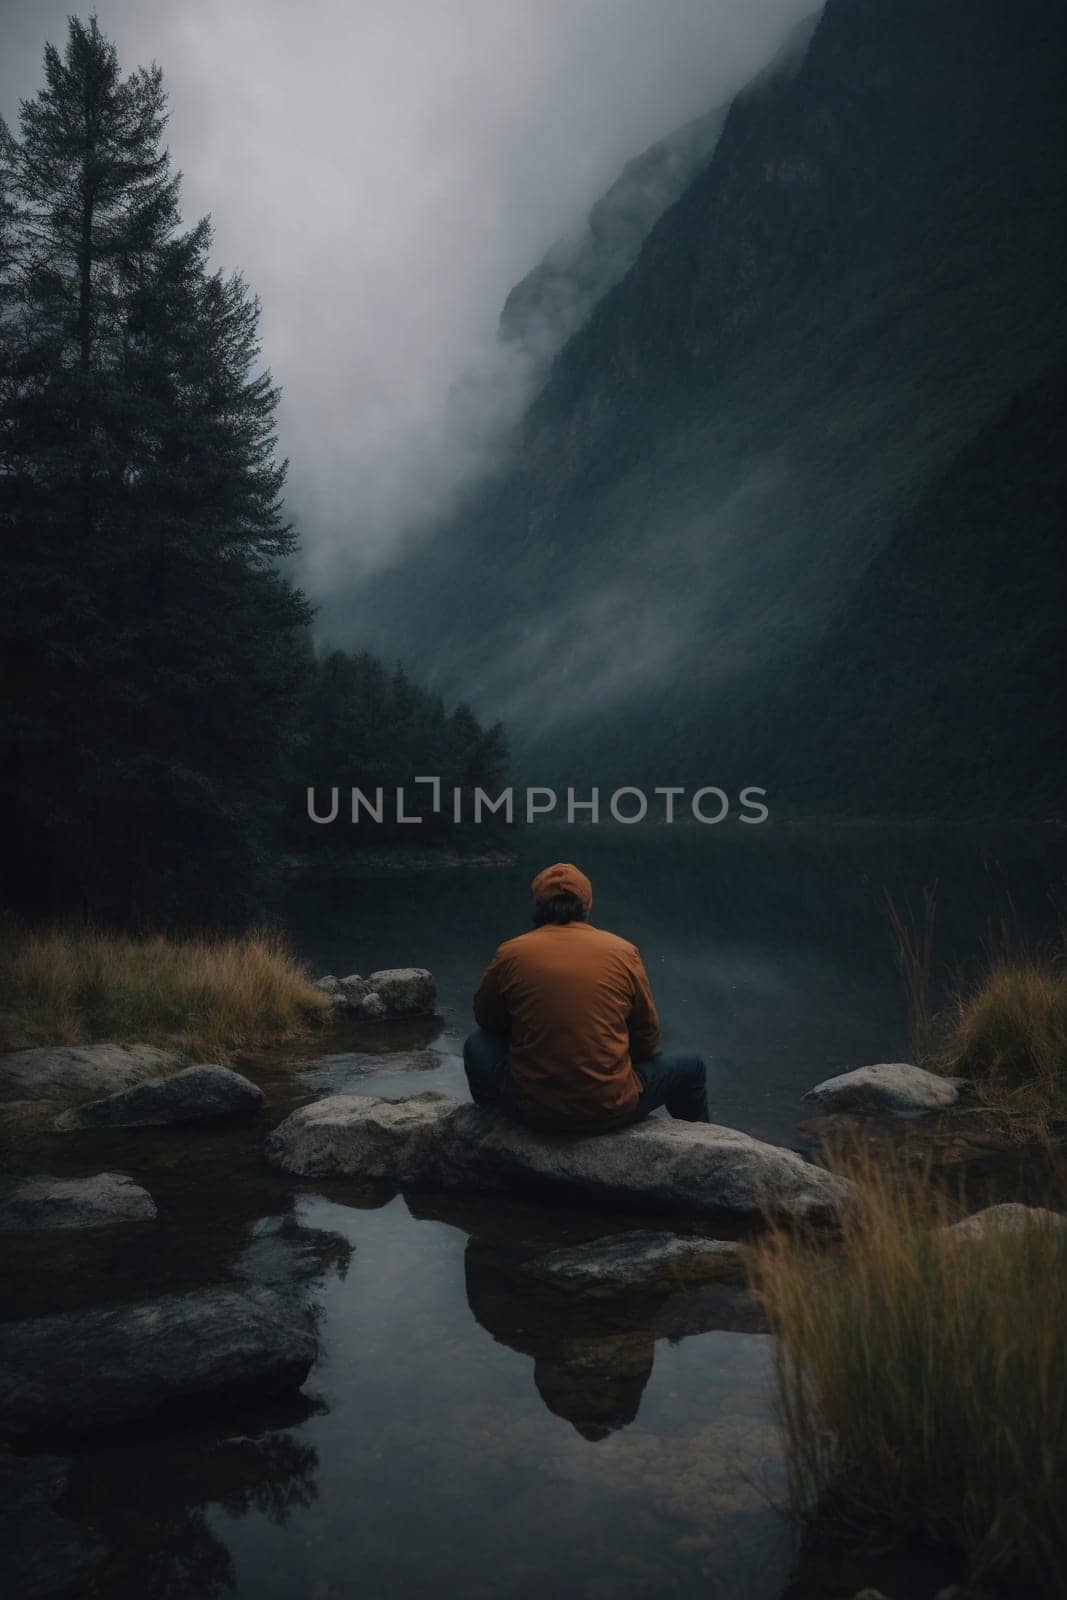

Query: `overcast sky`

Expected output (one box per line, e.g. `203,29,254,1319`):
1,0,817,592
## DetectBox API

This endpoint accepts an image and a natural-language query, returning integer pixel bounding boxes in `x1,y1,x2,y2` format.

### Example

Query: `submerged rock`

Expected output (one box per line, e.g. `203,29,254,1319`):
803,1062,966,1114
54,1063,263,1131
521,1230,744,1295
945,1202,1067,1240
0,1286,317,1440
0,1044,182,1105
0,1451,108,1598
266,1092,851,1221
0,1172,156,1231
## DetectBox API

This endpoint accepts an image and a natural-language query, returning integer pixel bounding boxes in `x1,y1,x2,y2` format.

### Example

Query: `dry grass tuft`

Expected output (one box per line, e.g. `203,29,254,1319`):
0,921,329,1059
747,1143,1067,1593
940,958,1067,1098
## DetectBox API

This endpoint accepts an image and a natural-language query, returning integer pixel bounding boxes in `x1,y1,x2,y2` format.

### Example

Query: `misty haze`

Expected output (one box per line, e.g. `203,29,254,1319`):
2,3,1066,1598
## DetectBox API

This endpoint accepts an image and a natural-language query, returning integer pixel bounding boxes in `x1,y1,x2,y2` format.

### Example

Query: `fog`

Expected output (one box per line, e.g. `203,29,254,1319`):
1,0,818,592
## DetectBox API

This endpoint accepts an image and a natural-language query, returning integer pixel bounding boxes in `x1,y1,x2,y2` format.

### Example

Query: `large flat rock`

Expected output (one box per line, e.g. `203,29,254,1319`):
0,1172,156,1231
0,1286,317,1440
55,1063,263,1131
440,1104,851,1219
803,1062,966,1114
266,1093,851,1221
0,1044,182,1105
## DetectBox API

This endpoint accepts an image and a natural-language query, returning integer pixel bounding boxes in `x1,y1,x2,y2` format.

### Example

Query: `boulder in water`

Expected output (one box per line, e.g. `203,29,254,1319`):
0,1285,317,1440
0,1044,182,1106
54,1064,263,1131
266,1092,851,1221
803,1062,967,1114
367,968,436,1017
0,1172,156,1231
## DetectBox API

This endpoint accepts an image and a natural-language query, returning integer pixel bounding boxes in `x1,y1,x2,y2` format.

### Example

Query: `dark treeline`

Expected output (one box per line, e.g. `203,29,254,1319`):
292,650,509,853
0,18,506,927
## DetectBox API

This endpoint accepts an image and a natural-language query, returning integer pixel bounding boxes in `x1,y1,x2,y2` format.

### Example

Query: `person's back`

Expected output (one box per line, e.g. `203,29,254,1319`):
473,919,657,1129
464,862,709,1133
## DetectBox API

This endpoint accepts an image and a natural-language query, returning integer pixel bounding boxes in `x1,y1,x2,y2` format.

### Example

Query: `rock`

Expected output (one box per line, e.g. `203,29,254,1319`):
0,1451,108,1598
54,1063,263,1131
234,1216,352,1287
440,1103,852,1220
521,1230,745,1295
0,1286,317,1440
265,1090,454,1180
312,968,435,1019
803,1062,966,1114
945,1202,1067,1240
266,1093,852,1221
313,973,370,1015
0,1172,156,1231
0,1044,183,1105
367,967,436,1017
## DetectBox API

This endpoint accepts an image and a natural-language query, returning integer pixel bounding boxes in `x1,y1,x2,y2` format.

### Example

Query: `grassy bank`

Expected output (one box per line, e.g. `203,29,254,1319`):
0,924,329,1060
748,1148,1067,1594
889,893,1067,1130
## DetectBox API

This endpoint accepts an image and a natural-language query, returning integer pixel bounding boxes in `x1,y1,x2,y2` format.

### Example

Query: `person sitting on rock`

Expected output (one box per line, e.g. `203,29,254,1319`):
463,861,709,1133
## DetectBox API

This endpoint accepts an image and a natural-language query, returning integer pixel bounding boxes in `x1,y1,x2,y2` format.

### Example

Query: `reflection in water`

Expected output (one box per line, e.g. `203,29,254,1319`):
67,1398,321,1600
461,1231,764,1441
396,1188,794,1596
17,1172,794,1600
7,828,1047,1596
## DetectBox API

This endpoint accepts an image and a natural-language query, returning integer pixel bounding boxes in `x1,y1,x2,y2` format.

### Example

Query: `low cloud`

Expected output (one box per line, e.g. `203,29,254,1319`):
1,0,820,590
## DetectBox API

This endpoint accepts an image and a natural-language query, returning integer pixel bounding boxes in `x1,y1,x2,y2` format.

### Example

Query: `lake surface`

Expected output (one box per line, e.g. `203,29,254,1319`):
286,820,1067,1144
5,823,1065,1599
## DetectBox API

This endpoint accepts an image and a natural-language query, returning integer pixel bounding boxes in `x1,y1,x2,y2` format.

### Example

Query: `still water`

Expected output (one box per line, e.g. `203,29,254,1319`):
285,821,1067,1144
7,823,1066,1599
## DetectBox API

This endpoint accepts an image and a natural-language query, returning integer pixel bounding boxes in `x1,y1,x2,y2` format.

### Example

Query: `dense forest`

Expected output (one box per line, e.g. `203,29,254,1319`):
0,18,506,927
323,0,1067,819
291,650,509,854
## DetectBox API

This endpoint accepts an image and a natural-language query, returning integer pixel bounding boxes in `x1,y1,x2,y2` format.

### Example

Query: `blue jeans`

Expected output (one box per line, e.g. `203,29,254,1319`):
462,1028,710,1128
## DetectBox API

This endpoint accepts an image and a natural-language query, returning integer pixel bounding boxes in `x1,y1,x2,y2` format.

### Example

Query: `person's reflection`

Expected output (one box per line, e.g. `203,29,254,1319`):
532,1329,655,1440
454,1221,762,1441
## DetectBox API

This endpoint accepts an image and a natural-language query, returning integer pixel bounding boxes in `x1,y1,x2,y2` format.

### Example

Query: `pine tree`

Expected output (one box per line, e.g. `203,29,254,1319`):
0,16,312,923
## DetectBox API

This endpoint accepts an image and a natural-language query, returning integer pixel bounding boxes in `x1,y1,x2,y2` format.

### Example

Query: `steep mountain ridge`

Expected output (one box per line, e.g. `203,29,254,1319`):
320,0,1067,812
499,9,820,373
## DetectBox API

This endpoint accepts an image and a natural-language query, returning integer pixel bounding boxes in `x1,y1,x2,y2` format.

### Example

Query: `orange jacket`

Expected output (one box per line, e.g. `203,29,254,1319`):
472,921,661,1130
